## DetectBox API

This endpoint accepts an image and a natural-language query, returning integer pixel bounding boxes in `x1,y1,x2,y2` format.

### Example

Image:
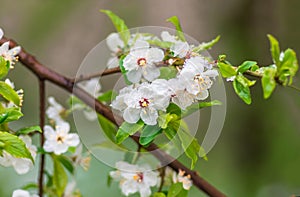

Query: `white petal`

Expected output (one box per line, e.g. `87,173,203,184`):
43,140,55,153
142,65,160,82
12,158,32,175
147,48,164,63
138,184,152,197
0,41,9,54
65,133,80,147
56,121,70,134
0,152,13,167
12,189,31,197
83,109,98,121
4,78,14,89
123,55,138,71
53,143,69,155
143,171,159,187
44,125,56,140
126,69,142,83
8,46,21,56
123,107,141,124
195,90,209,100
140,108,158,125
106,33,124,52
107,56,119,68
203,69,219,78
172,41,189,58
132,39,149,50
0,28,3,39
161,31,176,43
184,56,205,73
121,179,139,196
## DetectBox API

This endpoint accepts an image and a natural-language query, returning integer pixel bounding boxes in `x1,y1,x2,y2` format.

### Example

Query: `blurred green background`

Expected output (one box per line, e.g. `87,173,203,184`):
1,0,300,196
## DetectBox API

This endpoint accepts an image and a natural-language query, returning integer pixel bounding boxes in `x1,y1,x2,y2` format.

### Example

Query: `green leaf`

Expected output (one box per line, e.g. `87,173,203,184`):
139,124,162,146
0,131,33,162
101,10,130,45
237,61,257,74
52,155,68,197
107,173,112,187
153,192,167,197
116,121,144,144
177,125,200,169
166,16,186,41
0,107,23,124
262,67,277,99
0,81,20,106
199,146,208,161
98,114,118,143
0,56,9,79
97,90,117,103
182,100,222,118
16,125,41,135
148,39,173,48
159,67,178,80
55,155,74,174
166,103,182,117
21,183,38,190
167,182,183,197
192,35,220,53
267,34,281,67
278,48,298,85
217,62,237,78
158,113,178,129
119,56,132,85
233,75,252,104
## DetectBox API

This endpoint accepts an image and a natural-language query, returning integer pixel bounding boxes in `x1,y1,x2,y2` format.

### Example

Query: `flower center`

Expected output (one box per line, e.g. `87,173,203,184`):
133,172,143,183
193,74,212,91
137,58,147,66
139,98,150,108
56,136,65,144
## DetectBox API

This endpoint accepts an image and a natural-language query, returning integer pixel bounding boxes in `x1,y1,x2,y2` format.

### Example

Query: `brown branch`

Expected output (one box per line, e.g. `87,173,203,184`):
72,67,121,83
38,79,46,196
0,37,226,197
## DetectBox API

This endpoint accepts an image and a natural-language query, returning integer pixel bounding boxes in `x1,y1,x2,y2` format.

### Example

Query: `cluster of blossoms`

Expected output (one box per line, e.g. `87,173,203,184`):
111,31,218,126
109,161,193,197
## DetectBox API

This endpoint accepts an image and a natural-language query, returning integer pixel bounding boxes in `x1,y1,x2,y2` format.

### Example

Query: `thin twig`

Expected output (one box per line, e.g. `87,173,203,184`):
72,67,121,83
38,79,46,197
0,37,226,197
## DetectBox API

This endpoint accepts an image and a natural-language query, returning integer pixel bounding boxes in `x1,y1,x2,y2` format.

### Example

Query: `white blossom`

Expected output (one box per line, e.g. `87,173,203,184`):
43,122,80,155
0,28,3,40
46,96,66,124
78,78,101,121
0,40,21,68
110,161,159,197
123,42,164,83
172,169,193,190
4,78,24,107
71,144,91,171
12,189,39,197
161,31,190,58
0,135,37,175
112,82,170,125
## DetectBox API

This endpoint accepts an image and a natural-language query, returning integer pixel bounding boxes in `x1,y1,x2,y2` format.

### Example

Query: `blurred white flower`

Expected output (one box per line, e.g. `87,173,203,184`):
43,122,80,155
0,28,3,40
46,96,66,124
71,144,91,171
12,189,39,197
78,78,101,121
172,169,193,190
0,41,21,68
161,31,190,58
110,161,159,197
123,43,164,83
0,135,37,175
4,78,24,107
111,85,135,112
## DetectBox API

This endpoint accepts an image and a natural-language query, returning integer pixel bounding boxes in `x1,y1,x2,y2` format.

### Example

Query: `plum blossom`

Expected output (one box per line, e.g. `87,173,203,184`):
172,169,193,190
123,41,164,83
0,29,21,68
110,161,160,197
43,122,80,155
0,135,37,175
70,144,91,171
179,56,218,101
78,78,101,121
4,78,24,107
111,82,170,125
161,31,190,58
12,189,39,197
46,96,66,124
106,33,125,68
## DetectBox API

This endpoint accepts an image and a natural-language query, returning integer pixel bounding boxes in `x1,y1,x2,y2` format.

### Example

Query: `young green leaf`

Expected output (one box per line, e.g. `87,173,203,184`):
97,90,117,103
166,16,186,41
166,103,182,117
153,192,167,197
0,56,9,79
267,34,281,68
278,48,298,85
217,62,237,78
262,67,277,99
158,113,178,129
192,35,220,53
237,61,257,74
55,155,74,174
98,114,118,143
139,124,162,146
0,131,33,162
233,75,252,104
101,10,130,45
182,100,222,118
159,67,178,80
16,125,42,135
52,155,68,197
0,107,23,124
116,121,144,144
167,182,183,197
148,39,173,48
0,81,20,106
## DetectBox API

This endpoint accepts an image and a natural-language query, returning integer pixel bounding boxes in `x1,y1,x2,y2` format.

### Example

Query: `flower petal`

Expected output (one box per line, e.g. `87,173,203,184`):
140,108,158,125
106,33,124,52
123,107,141,123
65,133,80,147
142,65,160,82
126,69,142,83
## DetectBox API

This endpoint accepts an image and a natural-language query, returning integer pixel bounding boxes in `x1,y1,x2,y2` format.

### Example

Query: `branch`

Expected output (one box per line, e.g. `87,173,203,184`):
0,37,226,197
72,67,121,83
